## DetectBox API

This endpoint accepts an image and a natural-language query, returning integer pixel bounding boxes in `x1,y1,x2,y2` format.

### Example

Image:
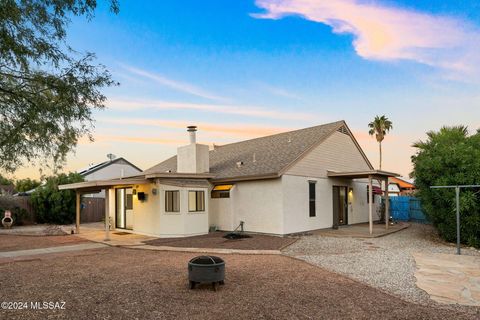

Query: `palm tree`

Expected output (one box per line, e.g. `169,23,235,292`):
368,115,393,170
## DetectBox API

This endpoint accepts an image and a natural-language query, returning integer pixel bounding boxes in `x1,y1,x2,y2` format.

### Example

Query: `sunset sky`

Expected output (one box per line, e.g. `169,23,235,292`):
14,0,480,179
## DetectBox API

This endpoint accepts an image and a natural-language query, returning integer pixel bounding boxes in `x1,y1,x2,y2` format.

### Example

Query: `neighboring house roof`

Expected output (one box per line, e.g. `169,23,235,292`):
78,157,142,177
145,120,373,182
390,177,415,189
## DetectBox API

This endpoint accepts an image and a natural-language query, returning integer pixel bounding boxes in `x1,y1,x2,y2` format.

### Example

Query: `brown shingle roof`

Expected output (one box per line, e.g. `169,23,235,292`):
144,120,346,181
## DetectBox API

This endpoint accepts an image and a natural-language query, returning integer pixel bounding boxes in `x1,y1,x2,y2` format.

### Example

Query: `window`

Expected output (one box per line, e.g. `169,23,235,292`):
165,191,180,212
126,193,133,210
309,181,316,217
189,191,205,212
211,184,233,198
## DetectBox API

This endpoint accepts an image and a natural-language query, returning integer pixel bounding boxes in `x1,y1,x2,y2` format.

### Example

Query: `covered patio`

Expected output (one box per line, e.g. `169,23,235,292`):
327,169,400,235
59,177,148,241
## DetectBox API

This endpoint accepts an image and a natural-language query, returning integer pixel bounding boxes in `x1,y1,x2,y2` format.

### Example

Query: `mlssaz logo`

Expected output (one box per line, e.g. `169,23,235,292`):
30,301,66,310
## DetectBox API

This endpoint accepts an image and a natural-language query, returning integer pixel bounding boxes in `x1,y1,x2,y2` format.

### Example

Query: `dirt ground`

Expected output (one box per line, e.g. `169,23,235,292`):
0,234,88,252
0,246,478,320
143,231,297,250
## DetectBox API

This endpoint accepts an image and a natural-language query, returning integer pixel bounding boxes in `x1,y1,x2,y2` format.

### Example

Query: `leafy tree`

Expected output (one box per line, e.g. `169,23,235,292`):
15,178,41,192
0,0,119,173
30,172,84,224
368,115,393,170
0,174,13,185
411,126,480,248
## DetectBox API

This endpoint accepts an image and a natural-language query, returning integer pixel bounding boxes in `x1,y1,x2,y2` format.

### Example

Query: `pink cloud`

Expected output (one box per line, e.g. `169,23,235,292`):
97,117,291,139
253,0,480,77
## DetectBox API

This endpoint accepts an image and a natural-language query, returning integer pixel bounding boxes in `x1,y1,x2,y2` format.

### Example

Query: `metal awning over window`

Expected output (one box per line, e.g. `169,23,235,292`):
212,184,234,191
211,184,234,199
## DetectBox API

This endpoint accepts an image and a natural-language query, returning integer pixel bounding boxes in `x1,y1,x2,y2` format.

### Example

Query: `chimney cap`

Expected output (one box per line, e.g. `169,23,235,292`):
187,125,197,132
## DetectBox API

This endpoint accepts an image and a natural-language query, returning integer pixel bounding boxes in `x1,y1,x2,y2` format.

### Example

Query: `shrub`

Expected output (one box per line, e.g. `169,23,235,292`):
411,126,480,248
30,173,84,224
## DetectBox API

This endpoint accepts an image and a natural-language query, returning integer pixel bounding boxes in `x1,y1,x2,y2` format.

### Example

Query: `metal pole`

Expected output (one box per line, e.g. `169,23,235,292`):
104,189,110,241
455,186,461,255
368,175,373,235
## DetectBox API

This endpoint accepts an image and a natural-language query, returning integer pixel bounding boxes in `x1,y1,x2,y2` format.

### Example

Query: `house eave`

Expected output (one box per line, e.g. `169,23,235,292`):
210,173,280,184
58,178,150,191
327,170,400,179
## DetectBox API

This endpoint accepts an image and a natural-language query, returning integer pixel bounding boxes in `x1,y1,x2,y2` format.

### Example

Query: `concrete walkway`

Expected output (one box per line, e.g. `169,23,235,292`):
0,243,106,258
414,252,480,306
312,222,409,238
128,244,281,255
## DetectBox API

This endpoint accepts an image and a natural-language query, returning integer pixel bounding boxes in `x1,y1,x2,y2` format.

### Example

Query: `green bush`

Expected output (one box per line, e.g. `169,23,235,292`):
30,173,84,224
412,126,480,248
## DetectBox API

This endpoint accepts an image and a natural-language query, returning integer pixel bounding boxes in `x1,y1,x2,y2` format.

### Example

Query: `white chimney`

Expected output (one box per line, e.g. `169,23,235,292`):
177,126,210,173
187,125,197,144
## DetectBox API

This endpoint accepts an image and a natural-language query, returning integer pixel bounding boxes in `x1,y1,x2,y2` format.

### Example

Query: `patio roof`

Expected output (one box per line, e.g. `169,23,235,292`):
58,178,149,192
327,170,400,179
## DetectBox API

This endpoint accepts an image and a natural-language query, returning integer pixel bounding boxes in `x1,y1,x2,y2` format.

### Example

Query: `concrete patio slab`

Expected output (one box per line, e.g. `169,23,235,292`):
312,222,409,238
413,252,480,306
61,223,157,246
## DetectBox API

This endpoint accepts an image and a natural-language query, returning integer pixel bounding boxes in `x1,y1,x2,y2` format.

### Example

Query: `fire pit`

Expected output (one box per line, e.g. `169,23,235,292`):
188,255,225,291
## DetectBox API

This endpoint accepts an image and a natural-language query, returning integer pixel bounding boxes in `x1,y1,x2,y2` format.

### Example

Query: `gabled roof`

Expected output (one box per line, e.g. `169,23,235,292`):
145,120,373,182
78,157,142,177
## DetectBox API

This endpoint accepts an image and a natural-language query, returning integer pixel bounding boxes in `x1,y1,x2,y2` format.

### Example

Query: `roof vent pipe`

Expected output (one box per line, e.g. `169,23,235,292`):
187,126,197,144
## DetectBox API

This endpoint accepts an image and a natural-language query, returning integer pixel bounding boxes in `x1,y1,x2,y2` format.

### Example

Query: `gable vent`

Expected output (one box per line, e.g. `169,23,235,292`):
337,126,348,135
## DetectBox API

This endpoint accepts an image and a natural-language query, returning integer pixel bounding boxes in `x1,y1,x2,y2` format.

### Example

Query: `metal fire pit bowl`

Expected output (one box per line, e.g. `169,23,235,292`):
188,255,225,291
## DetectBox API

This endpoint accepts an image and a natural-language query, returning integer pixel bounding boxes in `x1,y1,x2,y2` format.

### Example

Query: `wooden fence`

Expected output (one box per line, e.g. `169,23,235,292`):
0,195,36,224
81,197,105,223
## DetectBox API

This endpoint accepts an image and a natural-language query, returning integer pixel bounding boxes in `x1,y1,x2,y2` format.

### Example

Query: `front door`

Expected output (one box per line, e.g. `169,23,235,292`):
115,188,133,230
332,186,348,228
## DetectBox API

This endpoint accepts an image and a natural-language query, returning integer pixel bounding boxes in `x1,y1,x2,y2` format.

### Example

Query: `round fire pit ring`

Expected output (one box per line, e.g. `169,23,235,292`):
188,255,225,291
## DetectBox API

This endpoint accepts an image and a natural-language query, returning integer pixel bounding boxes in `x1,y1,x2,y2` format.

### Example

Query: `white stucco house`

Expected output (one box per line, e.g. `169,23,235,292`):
60,121,398,238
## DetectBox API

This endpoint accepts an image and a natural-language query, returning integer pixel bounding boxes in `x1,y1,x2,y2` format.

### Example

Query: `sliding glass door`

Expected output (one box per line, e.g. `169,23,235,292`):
115,188,133,230
332,186,348,228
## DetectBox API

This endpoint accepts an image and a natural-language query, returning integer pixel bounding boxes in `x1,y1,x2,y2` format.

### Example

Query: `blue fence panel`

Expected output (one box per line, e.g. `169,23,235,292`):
389,196,410,221
409,198,427,222
388,196,427,223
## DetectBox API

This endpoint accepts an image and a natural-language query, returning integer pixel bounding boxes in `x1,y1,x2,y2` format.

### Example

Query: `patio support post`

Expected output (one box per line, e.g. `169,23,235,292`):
385,177,389,230
104,188,110,241
368,175,373,235
75,191,81,234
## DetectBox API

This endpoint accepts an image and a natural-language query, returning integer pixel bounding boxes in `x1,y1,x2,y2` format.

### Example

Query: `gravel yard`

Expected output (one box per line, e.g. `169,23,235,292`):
0,245,477,320
284,223,480,309
0,234,87,252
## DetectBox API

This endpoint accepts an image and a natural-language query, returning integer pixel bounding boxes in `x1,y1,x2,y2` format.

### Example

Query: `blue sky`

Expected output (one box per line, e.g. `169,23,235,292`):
16,0,480,178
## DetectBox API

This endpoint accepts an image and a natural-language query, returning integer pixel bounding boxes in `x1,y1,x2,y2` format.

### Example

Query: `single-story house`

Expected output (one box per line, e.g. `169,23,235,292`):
78,156,142,198
60,120,398,238
388,177,416,196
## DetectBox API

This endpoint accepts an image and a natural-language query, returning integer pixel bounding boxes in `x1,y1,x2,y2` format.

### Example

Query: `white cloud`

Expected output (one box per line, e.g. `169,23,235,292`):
120,64,228,102
253,0,480,79
106,98,320,121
